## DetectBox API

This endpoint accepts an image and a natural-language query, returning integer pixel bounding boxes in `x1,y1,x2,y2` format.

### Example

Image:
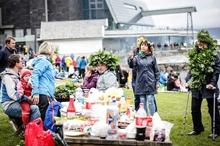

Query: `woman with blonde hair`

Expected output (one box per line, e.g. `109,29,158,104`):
31,41,56,121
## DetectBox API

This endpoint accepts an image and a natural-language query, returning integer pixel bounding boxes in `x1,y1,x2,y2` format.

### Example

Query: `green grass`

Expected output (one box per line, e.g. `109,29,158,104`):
124,89,220,146
0,108,22,146
1,90,220,146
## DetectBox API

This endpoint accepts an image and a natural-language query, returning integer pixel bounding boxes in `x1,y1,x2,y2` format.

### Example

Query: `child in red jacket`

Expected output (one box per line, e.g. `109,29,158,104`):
17,69,32,125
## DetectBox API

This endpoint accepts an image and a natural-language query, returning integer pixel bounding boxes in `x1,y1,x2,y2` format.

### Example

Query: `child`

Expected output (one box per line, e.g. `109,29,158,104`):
17,69,32,125
82,66,99,89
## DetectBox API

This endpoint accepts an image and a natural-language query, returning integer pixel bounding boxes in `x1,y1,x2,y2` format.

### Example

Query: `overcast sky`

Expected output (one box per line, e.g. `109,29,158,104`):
141,0,220,28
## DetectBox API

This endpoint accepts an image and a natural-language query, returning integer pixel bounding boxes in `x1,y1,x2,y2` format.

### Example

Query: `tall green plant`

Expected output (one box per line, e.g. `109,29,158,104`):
188,30,218,89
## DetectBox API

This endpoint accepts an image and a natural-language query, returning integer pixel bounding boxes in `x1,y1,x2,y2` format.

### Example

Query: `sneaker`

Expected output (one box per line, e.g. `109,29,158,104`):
208,133,219,139
187,130,202,136
9,120,18,132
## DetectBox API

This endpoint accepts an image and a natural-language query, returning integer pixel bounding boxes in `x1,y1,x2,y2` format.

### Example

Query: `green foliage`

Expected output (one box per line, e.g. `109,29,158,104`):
54,82,76,100
188,30,218,89
89,50,119,70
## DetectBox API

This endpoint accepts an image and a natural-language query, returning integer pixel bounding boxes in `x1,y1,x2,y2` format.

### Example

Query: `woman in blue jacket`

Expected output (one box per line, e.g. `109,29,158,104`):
128,39,159,116
31,41,56,121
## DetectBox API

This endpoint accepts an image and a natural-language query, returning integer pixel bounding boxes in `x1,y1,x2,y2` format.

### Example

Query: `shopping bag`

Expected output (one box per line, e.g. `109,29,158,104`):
25,118,55,146
44,101,62,132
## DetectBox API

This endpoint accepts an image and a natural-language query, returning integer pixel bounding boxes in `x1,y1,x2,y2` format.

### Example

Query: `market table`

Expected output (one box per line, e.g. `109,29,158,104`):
65,136,172,146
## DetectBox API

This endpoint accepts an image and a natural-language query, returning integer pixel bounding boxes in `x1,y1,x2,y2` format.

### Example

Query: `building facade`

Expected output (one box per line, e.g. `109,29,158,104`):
0,0,84,49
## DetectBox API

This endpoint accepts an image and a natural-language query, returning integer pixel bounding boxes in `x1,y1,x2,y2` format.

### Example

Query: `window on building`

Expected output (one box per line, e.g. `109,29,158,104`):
36,28,40,38
97,3,103,9
4,30,13,37
89,0,104,10
15,29,24,37
90,4,96,9
26,29,31,35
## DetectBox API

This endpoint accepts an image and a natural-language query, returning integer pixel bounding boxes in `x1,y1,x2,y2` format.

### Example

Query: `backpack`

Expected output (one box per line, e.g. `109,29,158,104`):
44,101,62,132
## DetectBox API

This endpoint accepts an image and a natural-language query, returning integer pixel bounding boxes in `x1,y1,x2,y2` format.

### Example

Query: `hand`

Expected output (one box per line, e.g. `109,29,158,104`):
27,96,33,104
32,95,39,104
206,84,216,90
128,51,134,58
85,71,91,77
156,84,160,89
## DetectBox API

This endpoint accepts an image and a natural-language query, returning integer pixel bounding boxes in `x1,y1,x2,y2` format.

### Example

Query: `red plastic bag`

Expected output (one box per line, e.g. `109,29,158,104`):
25,118,55,146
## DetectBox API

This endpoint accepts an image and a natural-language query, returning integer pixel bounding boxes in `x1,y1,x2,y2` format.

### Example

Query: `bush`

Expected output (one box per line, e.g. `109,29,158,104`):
55,82,76,102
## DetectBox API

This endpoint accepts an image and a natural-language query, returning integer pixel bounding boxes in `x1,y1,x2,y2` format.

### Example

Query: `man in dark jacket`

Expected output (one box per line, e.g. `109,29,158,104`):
0,37,16,89
187,30,220,138
0,37,16,72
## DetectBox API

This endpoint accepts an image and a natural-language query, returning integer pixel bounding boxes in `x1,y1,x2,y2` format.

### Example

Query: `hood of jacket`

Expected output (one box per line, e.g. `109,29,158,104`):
0,68,19,80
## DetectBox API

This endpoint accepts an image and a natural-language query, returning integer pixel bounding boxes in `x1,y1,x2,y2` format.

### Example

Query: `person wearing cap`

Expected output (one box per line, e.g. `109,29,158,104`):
186,30,220,138
31,41,56,121
128,38,159,116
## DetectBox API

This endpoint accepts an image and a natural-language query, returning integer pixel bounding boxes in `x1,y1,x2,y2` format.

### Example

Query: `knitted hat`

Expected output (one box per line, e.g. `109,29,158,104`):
20,69,32,78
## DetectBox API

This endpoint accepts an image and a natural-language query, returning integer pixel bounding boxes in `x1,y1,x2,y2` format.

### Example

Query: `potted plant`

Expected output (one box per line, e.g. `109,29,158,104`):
55,82,76,102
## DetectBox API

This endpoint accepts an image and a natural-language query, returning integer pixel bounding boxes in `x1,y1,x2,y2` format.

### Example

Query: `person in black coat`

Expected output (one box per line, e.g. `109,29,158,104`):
128,38,159,115
186,31,220,138
0,36,16,89
0,37,16,73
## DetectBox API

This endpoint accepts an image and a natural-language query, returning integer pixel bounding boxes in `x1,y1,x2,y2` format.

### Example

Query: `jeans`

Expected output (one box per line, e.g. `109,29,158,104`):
139,94,156,116
5,102,40,122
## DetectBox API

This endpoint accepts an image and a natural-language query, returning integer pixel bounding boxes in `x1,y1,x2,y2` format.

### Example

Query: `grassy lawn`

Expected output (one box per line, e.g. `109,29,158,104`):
1,89,220,146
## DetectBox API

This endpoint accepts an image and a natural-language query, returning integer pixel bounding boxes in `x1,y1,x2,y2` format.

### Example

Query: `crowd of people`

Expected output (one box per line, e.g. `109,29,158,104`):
0,37,129,136
159,65,187,92
0,30,220,140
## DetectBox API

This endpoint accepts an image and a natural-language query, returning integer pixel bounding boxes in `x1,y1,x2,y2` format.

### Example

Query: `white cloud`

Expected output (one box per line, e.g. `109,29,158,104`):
141,0,220,28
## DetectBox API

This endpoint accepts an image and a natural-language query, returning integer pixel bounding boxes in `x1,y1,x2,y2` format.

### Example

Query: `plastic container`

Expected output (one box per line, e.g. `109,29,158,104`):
106,100,119,129
106,100,119,140
145,116,153,140
67,95,76,118
119,96,127,113
135,103,147,141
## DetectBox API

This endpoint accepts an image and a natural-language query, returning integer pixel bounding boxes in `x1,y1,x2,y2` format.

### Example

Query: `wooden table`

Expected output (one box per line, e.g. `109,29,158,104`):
65,136,172,146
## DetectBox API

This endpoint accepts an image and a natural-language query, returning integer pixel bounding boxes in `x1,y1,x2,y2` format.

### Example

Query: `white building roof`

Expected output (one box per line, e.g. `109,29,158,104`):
39,19,108,40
